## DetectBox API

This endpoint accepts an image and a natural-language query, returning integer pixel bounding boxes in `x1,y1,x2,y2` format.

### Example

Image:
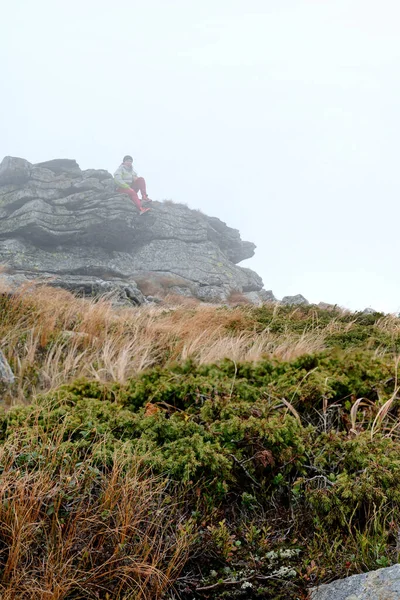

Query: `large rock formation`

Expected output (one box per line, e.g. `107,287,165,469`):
0,156,264,304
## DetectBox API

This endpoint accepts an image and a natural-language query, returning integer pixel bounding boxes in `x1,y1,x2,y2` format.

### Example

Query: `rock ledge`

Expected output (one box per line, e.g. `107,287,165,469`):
0,156,264,304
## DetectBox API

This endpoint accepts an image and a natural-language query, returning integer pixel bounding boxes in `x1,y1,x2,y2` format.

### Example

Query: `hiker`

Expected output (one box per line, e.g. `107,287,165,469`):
114,155,152,215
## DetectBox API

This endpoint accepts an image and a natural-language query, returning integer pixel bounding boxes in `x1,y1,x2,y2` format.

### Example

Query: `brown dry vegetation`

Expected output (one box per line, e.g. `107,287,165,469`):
0,430,192,600
134,273,193,298
0,282,356,404
2,282,400,598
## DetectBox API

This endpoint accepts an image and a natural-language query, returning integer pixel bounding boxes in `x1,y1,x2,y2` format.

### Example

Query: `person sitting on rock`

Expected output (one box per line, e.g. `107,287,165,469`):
114,155,152,215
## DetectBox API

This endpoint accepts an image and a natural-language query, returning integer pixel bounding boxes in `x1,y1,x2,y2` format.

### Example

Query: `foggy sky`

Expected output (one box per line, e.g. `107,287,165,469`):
1,0,400,312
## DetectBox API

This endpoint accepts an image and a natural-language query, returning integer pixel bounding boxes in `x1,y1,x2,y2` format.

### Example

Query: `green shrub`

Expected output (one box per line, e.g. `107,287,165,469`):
1,339,400,598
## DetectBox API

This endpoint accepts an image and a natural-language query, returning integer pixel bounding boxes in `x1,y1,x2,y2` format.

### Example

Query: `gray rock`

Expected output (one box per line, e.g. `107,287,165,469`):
196,285,233,302
30,167,58,183
0,271,144,306
205,216,256,263
242,291,263,306
45,275,144,306
145,295,163,304
0,156,264,303
168,286,195,297
82,169,113,181
129,239,261,290
318,301,336,310
34,158,82,178
0,194,139,251
0,157,32,185
259,289,277,303
363,307,378,315
0,239,137,277
310,564,400,600
240,267,264,292
0,350,14,384
281,294,309,306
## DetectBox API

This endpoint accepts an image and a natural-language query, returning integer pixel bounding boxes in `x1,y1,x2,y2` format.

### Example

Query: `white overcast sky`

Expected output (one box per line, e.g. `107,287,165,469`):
1,0,400,312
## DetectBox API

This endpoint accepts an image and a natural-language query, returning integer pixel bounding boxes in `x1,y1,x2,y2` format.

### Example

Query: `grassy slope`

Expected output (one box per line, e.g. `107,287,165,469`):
1,284,400,598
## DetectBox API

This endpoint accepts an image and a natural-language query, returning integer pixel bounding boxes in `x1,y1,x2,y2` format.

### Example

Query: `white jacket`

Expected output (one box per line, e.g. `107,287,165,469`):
113,163,138,188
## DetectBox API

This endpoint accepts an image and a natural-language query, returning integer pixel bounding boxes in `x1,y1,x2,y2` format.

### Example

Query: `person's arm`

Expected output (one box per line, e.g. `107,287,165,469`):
113,165,130,188
132,167,138,180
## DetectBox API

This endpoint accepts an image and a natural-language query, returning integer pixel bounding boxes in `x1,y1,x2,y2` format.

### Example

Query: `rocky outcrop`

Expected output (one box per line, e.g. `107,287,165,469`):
0,156,264,304
282,294,309,306
310,564,400,599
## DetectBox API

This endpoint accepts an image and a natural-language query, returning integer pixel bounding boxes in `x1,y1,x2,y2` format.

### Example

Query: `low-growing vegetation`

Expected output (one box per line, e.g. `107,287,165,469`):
0,282,400,598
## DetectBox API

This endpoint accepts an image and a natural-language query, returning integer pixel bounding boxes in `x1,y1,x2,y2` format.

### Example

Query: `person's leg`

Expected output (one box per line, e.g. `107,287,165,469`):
118,187,143,210
131,177,150,200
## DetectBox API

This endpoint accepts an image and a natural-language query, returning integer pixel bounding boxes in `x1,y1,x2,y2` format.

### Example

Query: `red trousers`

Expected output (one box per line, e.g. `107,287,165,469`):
117,177,148,210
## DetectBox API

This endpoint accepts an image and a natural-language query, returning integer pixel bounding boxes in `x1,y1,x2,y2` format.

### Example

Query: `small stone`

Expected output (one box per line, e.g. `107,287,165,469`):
281,294,309,306
0,350,14,384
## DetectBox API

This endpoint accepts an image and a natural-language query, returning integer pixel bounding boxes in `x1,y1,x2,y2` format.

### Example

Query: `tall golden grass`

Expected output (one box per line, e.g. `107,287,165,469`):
0,281,386,404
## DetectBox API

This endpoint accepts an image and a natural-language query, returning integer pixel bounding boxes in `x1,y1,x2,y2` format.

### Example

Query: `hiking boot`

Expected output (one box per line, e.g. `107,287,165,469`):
142,196,152,203
139,207,151,215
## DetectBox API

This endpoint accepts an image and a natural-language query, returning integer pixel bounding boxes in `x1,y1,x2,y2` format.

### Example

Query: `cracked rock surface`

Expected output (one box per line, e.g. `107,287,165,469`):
0,156,264,304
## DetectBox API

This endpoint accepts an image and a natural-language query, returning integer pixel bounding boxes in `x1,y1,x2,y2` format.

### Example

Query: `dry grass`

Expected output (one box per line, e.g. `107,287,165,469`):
0,281,391,404
375,314,400,336
227,291,249,305
0,429,193,600
135,273,194,299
